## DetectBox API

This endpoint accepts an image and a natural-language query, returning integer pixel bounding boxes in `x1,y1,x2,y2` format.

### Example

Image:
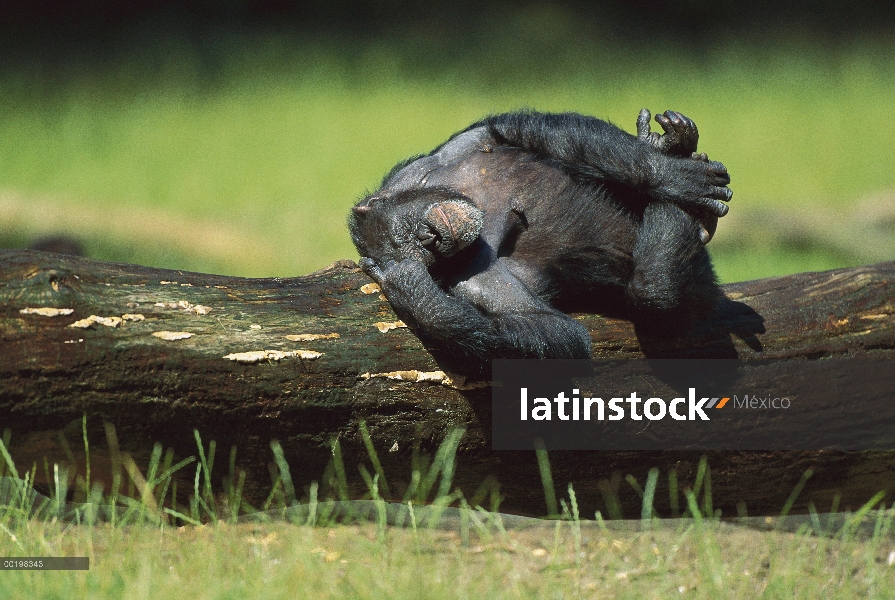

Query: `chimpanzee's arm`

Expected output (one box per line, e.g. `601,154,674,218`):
360,258,591,360
474,111,732,218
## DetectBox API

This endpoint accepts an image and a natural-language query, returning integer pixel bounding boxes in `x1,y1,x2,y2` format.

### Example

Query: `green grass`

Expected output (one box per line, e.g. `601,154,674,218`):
2,516,894,598
1,33,893,281
0,424,893,599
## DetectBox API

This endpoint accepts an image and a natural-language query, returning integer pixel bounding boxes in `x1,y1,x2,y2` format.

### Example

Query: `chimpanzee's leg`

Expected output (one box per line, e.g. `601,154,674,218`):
473,110,732,219
625,202,720,333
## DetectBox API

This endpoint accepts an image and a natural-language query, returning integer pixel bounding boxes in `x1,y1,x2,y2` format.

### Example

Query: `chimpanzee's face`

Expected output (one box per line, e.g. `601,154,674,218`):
349,187,483,267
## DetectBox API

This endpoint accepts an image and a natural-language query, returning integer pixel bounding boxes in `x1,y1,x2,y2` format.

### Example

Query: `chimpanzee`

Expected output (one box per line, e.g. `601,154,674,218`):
349,109,732,361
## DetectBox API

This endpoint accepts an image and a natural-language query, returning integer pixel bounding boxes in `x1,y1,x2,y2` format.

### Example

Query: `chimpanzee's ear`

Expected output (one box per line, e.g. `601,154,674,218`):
423,199,484,257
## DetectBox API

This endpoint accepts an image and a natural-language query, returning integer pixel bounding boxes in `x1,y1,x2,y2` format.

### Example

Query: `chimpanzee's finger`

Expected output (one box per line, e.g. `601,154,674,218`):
695,197,731,217
677,113,697,137
708,186,733,202
359,257,384,283
697,214,718,244
636,108,652,139
664,110,685,129
655,113,674,135
706,161,731,185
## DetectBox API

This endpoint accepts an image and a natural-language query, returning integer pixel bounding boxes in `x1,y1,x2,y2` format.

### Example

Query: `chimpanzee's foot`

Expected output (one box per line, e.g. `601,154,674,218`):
637,109,700,157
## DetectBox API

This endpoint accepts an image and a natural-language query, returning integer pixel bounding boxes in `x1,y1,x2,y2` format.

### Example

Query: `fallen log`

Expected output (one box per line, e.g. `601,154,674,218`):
0,249,893,517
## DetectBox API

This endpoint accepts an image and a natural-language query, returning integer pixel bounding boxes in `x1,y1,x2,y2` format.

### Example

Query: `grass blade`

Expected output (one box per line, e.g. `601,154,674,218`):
780,468,813,518
534,438,558,518
270,440,297,506
642,468,659,523
359,420,390,498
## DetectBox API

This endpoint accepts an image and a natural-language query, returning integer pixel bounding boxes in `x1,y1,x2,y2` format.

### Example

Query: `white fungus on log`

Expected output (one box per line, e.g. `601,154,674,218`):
284,333,340,341
154,300,191,309
152,331,194,341
374,320,406,333
19,307,74,317
69,315,123,328
154,300,213,315
360,370,449,383
359,370,491,390
223,349,323,363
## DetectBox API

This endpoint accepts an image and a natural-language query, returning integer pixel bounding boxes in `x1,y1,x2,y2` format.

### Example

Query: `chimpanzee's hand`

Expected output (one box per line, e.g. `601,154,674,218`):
359,257,431,307
637,109,699,157
359,257,385,285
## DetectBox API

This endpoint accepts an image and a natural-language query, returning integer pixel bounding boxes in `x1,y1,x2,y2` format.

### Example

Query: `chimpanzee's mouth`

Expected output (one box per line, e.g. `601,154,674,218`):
417,222,443,251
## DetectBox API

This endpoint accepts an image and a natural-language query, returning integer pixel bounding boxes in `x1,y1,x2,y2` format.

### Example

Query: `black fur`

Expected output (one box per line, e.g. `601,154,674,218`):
349,109,731,361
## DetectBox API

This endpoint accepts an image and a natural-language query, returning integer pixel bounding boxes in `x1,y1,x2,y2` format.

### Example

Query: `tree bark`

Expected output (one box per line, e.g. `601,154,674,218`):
1,249,893,517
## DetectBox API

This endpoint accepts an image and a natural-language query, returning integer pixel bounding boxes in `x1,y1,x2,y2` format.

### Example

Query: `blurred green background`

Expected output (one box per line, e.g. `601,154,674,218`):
0,1,893,282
